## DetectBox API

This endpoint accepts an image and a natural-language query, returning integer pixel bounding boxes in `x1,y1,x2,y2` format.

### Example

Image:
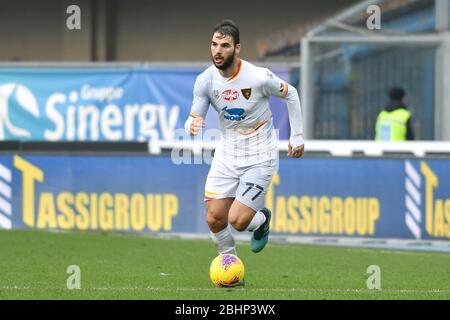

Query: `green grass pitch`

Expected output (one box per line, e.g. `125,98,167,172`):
0,230,449,299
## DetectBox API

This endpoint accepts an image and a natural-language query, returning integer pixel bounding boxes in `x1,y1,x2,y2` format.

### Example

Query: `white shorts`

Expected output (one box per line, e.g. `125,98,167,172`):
204,153,278,212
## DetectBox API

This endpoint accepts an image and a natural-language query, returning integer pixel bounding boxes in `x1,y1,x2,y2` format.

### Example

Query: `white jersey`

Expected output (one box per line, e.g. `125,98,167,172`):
185,59,304,165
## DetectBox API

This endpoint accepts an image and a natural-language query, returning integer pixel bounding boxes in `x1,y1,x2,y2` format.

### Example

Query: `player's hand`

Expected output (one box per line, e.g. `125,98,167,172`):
288,143,304,158
189,117,205,135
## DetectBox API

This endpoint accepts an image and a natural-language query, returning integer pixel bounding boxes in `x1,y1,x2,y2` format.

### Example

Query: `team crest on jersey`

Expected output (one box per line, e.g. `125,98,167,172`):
222,89,239,101
241,88,252,100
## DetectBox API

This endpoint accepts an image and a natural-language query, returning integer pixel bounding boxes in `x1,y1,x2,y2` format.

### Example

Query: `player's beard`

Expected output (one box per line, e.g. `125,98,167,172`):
213,49,236,71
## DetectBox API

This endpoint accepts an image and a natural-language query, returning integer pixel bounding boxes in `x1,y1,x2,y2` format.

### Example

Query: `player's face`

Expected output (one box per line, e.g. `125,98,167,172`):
211,33,240,70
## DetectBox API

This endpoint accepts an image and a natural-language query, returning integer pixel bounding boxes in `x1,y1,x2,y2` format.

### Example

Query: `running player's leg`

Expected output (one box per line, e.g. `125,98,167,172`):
228,159,276,252
205,152,239,255
206,198,236,254
228,200,260,232
206,198,234,233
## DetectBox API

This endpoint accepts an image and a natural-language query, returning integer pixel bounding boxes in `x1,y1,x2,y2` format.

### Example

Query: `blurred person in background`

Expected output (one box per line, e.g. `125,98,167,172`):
375,87,414,141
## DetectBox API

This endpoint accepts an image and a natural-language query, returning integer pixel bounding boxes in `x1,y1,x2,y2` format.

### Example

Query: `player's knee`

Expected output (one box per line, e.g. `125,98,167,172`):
229,216,248,232
206,209,227,232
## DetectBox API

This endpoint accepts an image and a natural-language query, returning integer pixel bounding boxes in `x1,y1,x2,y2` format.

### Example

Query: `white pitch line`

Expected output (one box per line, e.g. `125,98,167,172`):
271,244,450,257
350,249,450,258
1,286,449,294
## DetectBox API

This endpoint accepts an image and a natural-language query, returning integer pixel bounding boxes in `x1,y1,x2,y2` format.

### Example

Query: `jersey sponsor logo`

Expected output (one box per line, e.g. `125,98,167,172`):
241,88,252,100
221,89,239,101
222,106,246,121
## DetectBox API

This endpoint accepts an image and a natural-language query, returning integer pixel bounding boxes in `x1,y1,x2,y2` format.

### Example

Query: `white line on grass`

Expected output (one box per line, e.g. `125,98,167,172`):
1,286,449,294
346,248,450,258
266,243,450,258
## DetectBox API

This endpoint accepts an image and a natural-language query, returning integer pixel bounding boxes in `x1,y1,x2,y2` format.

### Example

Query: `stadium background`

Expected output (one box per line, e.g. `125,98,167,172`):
0,0,450,276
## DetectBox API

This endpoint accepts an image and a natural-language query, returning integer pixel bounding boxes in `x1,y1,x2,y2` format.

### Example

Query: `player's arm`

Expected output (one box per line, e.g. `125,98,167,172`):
263,70,304,158
184,77,209,136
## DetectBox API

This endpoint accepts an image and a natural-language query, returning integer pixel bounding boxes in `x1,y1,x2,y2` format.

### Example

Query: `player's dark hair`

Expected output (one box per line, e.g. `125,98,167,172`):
213,20,240,45
389,87,406,100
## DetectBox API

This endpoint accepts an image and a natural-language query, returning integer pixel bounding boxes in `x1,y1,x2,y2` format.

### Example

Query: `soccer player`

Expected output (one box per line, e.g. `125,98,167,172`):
184,20,304,257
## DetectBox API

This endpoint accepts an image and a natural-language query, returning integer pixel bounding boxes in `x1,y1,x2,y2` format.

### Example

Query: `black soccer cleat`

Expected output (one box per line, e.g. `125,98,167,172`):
251,208,271,253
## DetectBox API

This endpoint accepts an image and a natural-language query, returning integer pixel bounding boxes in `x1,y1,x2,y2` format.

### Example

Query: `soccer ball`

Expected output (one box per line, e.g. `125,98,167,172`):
209,254,245,288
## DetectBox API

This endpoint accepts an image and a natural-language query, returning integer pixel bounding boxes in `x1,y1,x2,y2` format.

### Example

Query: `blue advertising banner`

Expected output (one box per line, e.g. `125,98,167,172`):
0,66,291,142
0,154,449,241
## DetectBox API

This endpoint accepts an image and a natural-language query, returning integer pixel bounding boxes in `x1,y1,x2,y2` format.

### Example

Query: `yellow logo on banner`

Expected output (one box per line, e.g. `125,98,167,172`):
265,173,380,236
421,162,450,238
13,155,179,232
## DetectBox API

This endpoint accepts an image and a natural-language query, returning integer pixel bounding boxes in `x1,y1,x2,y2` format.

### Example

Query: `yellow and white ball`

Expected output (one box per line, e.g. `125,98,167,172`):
209,254,245,288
